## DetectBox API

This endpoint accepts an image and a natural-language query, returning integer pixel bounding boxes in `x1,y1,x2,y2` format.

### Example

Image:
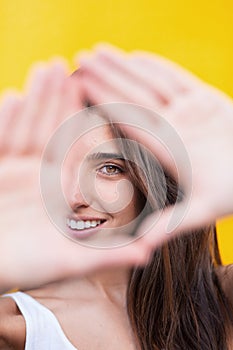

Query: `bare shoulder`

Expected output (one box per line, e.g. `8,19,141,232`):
0,296,25,350
216,265,233,305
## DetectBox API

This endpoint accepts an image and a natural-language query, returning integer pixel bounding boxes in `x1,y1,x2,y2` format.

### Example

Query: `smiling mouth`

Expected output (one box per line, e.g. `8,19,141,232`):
67,218,106,231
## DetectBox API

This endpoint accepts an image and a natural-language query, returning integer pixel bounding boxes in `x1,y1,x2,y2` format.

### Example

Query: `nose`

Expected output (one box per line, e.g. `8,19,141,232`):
67,180,90,212
62,160,95,212
61,159,92,212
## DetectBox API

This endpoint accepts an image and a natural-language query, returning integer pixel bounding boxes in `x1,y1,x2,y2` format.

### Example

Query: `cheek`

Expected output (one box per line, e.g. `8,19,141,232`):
95,177,135,214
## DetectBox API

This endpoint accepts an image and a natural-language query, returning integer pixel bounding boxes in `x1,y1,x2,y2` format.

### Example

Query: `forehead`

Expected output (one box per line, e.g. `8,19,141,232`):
65,117,120,162
78,124,114,150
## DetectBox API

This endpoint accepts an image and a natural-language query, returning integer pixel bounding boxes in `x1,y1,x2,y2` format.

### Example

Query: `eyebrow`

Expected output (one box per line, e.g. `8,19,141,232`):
86,152,125,161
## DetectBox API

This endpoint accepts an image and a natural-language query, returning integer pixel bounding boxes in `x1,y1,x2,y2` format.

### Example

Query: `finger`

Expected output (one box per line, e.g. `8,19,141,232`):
81,72,130,105
131,50,202,92
8,64,50,155
138,198,214,250
59,239,150,277
78,54,163,109
129,55,188,103
7,62,61,155
35,66,86,154
93,46,179,104
31,60,70,154
40,75,85,162
10,60,70,156
57,73,84,124
89,44,201,103
0,93,22,154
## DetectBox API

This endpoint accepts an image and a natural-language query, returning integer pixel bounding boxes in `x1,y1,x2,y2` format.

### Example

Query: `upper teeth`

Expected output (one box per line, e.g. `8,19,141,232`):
67,219,102,230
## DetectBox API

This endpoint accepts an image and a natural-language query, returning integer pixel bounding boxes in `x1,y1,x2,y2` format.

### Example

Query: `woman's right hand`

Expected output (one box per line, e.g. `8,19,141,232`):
0,61,149,293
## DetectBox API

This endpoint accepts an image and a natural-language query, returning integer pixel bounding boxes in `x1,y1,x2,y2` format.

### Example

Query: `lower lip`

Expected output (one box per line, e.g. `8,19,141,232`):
65,221,106,240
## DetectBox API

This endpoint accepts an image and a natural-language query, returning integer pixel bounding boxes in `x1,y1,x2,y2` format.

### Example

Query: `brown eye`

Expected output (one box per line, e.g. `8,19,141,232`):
98,165,123,176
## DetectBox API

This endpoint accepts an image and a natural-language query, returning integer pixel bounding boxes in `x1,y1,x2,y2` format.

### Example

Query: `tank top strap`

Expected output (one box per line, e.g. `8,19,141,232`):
3,291,77,350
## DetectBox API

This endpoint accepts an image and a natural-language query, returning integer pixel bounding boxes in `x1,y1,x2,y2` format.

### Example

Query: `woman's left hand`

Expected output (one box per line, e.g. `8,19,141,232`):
78,45,233,247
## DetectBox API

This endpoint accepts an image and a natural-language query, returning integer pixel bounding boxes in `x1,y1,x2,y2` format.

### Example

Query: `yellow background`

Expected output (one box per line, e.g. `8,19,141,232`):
0,0,232,263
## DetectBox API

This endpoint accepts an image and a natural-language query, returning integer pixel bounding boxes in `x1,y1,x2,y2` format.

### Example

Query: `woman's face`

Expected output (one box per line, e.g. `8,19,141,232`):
61,116,142,247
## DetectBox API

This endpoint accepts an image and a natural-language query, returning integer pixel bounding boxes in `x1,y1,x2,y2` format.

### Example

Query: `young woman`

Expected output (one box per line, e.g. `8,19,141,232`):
0,48,233,349
1,105,233,349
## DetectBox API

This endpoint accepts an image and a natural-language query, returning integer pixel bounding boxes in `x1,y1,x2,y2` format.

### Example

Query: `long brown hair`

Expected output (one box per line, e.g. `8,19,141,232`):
110,122,233,350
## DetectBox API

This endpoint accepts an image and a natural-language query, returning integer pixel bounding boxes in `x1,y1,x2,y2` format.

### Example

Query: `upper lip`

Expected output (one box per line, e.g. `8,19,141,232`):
67,215,107,222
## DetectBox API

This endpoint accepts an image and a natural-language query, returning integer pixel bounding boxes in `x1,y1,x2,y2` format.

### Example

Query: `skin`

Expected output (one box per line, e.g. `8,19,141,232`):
1,48,233,348
61,118,142,247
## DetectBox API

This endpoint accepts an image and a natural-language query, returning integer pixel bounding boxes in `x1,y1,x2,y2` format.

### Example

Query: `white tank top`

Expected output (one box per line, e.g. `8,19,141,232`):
3,291,77,350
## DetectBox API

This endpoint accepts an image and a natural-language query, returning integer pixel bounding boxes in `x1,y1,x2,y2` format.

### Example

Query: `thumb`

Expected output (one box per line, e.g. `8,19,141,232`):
137,199,213,249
